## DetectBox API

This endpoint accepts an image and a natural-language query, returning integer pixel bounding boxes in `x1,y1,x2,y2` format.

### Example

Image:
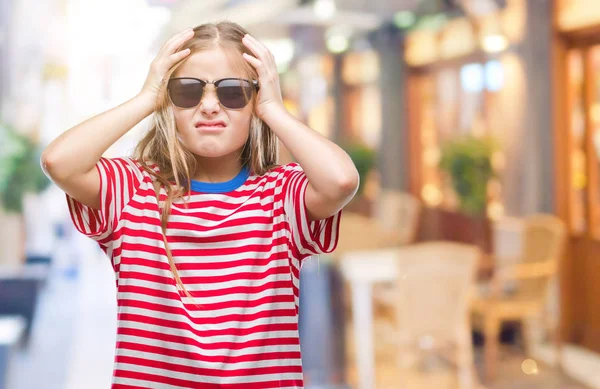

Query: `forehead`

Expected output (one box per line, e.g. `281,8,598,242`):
174,48,245,80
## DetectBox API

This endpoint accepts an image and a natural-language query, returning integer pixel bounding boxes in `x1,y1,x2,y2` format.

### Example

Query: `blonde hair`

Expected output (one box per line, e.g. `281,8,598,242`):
134,21,279,302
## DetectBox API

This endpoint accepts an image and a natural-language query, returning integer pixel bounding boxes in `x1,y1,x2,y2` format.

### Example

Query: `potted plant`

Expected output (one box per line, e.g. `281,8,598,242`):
0,121,51,265
343,143,376,215
439,135,498,216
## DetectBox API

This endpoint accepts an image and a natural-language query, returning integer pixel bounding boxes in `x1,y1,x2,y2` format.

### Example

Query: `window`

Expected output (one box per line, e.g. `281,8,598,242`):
416,60,505,217
568,45,600,237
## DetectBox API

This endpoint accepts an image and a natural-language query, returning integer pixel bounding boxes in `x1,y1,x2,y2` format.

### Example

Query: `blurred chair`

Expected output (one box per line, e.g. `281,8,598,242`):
335,212,400,257
491,217,524,262
380,242,481,389
336,191,421,256
471,214,567,381
372,190,421,247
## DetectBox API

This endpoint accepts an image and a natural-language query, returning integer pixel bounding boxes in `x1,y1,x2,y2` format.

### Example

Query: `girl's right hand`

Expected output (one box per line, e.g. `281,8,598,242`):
139,27,195,101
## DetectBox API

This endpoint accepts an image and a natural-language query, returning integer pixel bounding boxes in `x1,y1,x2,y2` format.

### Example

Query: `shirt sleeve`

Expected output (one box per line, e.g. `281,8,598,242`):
65,157,143,249
281,163,342,259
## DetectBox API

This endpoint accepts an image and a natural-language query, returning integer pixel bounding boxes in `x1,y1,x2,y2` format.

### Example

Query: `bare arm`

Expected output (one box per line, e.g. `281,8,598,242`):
242,34,359,221
41,94,156,209
41,27,195,210
261,109,359,220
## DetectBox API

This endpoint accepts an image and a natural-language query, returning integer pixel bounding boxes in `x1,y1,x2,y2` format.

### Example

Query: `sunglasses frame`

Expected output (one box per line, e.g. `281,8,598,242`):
167,77,260,109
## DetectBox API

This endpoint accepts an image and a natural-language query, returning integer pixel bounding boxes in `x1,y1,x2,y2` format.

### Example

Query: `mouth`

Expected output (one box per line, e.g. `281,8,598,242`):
195,120,227,132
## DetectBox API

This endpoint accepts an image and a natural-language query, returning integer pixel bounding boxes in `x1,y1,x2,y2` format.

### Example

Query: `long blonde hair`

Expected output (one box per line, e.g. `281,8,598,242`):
134,21,279,301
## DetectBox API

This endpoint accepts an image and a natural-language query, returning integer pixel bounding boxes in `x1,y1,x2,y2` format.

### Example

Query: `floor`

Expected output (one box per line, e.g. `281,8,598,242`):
5,234,116,389
342,340,590,389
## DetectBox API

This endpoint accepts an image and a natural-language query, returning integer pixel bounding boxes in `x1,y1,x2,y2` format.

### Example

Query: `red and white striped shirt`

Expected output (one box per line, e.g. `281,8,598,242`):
66,157,341,389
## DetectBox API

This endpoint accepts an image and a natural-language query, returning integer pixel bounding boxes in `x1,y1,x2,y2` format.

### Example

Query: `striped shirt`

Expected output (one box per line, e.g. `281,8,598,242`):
66,157,341,389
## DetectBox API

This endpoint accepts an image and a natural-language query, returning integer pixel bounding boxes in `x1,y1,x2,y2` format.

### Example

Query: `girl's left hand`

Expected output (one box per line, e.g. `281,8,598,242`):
241,34,286,121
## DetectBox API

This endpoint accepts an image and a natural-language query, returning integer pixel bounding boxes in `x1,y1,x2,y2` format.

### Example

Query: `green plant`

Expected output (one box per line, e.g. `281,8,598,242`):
0,121,51,213
439,135,498,216
343,143,376,196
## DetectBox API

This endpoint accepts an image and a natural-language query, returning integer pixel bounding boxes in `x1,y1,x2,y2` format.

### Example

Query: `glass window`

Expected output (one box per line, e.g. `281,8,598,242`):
568,50,587,233
588,46,600,237
417,60,505,216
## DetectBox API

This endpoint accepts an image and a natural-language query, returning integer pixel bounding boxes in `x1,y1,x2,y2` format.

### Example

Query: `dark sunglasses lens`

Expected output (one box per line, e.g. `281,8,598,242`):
217,79,253,109
168,79,204,108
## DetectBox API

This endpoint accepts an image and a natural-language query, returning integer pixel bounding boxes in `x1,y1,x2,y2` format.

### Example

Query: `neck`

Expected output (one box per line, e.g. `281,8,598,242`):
192,154,244,183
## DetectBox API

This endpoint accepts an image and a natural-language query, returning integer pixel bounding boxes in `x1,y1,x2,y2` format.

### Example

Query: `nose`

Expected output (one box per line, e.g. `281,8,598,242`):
199,85,220,114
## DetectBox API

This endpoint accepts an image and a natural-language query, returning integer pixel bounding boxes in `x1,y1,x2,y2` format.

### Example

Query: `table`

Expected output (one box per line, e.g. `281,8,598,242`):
339,249,400,389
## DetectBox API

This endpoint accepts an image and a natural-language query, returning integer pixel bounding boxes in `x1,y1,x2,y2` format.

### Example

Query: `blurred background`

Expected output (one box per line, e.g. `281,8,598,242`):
1,0,600,388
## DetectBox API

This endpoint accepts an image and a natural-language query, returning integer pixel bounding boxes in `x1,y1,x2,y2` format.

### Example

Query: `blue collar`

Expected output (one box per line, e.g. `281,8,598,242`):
190,166,250,193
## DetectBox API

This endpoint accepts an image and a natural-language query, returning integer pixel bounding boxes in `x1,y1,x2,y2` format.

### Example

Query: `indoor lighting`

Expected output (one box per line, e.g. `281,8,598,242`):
484,60,504,91
460,63,484,93
393,11,416,29
313,0,336,20
421,184,443,207
326,35,349,53
482,33,508,53
325,25,352,54
521,359,539,375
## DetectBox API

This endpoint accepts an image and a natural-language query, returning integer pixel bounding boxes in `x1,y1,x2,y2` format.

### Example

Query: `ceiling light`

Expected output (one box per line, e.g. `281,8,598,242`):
482,33,508,53
313,0,336,20
325,25,352,54
326,35,349,53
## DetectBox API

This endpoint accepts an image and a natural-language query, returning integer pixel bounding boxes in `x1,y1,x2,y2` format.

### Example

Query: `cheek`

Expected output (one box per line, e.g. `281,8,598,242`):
173,110,194,134
231,110,253,137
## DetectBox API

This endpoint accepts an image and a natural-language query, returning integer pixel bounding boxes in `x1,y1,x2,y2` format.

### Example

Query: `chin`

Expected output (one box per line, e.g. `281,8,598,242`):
188,143,238,159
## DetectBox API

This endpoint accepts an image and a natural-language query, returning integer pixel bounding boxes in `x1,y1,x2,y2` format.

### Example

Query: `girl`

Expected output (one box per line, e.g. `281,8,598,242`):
41,21,358,388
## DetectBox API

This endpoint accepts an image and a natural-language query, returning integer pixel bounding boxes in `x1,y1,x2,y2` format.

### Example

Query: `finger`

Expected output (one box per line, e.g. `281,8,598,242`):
242,53,266,76
243,44,275,76
242,35,269,61
167,48,191,65
243,37,277,73
165,29,195,55
160,28,194,57
244,34,274,61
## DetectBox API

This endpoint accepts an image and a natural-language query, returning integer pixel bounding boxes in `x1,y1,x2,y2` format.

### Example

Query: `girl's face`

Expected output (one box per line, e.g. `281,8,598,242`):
171,48,253,162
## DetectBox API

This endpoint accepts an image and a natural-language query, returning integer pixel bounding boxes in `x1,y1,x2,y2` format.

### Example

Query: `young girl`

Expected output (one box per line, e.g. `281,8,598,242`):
41,21,358,389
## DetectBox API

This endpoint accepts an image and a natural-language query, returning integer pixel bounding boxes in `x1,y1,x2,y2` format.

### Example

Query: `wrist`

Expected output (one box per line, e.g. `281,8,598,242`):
259,104,290,127
134,91,158,116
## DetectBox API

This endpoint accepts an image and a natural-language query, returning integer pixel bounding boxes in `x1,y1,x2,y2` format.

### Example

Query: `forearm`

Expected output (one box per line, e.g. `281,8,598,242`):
264,108,359,200
41,92,155,181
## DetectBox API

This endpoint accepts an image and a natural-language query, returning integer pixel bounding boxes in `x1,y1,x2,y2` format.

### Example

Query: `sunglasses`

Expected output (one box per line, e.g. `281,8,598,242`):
167,77,259,109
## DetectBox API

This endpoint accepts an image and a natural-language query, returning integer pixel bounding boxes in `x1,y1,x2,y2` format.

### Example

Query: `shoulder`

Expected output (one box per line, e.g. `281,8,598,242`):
248,164,306,195
263,163,304,178
248,163,305,187
128,157,159,178
98,157,158,186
